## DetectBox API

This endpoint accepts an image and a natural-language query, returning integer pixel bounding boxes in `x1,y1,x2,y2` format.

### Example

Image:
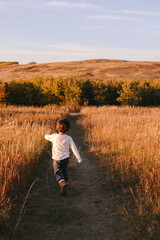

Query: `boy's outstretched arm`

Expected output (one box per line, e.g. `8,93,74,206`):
45,134,53,142
70,138,82,163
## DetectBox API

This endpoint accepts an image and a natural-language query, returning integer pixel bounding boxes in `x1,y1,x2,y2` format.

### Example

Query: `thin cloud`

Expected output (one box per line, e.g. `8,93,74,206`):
0,1,10,9
0,46,128,63
0,1,7,6
0,0,51,10
1,44,160,62
134,29,160,35
117,10,160,17
82,25,103,30
89,14,141,22
0,0,98,10
46,1,97,9
48,43,160,61
50,43,95,52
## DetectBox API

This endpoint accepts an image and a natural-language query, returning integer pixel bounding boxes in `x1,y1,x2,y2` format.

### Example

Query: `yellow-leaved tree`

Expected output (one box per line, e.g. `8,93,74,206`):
0,82,6,104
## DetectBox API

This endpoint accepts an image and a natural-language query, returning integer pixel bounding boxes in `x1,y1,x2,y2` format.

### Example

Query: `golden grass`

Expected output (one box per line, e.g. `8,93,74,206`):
79,106,160,216
0,105,68,225
1,59,160,82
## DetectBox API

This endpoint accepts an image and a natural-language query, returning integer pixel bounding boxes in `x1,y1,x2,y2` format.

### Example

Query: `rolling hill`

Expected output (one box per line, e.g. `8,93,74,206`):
1,59,160,82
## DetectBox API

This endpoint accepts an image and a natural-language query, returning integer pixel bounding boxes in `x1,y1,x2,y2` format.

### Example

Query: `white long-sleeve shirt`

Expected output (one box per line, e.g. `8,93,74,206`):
45,133,82,163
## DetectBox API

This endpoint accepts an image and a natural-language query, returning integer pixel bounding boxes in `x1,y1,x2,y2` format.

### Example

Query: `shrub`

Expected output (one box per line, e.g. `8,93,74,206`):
27,62,37,65
0,82,6,104
117,80,141,106
103,80,122,105
80,79,95,105
138,80,160,106
0,62,19,67
5,77,160,107
6,81,43,106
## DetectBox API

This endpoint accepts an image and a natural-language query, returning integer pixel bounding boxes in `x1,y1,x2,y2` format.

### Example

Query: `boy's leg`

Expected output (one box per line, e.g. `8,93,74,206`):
59,158,69,196
53,159,68,196
61,157,69,183
53,160,65,183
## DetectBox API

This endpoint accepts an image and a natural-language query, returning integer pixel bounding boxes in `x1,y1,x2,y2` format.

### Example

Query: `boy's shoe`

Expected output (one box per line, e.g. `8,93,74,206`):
59,181,68,196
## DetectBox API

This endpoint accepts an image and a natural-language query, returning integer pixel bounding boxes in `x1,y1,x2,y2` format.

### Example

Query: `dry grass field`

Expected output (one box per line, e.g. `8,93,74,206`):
1,59,160,82
0,105,68,229
1,104,160,239
3,113,132,240
79,106,160,235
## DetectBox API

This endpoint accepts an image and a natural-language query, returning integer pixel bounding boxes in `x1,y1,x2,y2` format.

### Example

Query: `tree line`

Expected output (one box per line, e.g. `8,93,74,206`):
0,76,160,106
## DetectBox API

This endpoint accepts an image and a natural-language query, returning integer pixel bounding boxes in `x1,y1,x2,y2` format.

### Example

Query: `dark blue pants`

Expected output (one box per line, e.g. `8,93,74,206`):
53,158,69,183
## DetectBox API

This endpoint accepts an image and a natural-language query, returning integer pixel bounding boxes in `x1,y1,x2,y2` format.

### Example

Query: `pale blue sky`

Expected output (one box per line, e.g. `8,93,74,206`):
1,0,160,63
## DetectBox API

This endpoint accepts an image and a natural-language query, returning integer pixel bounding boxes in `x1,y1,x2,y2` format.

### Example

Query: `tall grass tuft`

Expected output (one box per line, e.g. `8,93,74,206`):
79,106,160,236
0,105,68,229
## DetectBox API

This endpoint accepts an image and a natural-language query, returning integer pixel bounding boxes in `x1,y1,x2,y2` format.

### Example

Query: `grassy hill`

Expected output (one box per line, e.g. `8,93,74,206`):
1,59,160,82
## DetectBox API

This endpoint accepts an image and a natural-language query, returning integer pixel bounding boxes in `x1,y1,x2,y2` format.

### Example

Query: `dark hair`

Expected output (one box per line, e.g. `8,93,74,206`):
56,118,70,133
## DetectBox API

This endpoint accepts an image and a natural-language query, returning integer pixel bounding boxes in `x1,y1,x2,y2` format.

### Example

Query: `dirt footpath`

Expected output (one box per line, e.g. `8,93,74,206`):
9,114,131,240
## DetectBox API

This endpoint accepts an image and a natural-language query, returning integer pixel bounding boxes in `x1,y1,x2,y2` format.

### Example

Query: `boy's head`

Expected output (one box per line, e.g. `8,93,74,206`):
56,118,70,133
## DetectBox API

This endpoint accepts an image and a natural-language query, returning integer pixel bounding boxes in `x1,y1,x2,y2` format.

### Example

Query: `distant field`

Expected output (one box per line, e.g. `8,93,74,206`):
1,59,160,82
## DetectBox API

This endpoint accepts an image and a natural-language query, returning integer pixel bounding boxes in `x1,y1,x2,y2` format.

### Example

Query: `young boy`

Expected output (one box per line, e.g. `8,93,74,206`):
45,118,82,196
